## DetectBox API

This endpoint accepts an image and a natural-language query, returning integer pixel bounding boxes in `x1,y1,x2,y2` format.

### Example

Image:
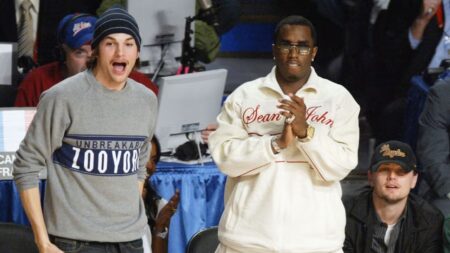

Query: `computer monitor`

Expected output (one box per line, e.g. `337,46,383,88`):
127,0,196,75
0,108,37,180
0,43,17,86
127,0,195,46
155,69,227,152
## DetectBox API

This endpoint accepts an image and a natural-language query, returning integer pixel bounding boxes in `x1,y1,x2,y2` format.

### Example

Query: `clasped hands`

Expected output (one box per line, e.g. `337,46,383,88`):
275,93,308,149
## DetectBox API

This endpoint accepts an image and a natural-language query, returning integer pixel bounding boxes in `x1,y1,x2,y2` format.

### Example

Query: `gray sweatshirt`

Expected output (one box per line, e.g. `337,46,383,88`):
13,70,157,242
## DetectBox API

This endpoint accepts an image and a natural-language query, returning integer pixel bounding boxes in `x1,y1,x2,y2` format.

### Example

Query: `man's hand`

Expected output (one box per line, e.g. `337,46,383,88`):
201,124,218,144
412,0,442,40
420,0,441,19
37,240,64,253
154,190,180,232
278,93,308,139
19,188,63,253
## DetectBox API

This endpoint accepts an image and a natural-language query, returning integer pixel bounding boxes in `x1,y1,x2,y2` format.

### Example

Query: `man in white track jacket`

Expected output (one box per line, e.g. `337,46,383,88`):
209,15,360,253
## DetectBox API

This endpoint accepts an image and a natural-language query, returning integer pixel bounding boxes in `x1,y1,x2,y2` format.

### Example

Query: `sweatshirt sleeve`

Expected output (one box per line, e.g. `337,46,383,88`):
137,140,151,182
13,89,70,191
296,90,360,182
209,97,276,178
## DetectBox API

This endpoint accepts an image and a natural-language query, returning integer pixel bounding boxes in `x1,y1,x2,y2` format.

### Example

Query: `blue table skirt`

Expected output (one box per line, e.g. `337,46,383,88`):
151,161,226,253
0,180,46,225
0,162,226,253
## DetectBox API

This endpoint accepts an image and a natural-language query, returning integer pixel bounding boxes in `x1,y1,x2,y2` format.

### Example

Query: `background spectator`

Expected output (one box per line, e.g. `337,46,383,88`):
417,79,450,215
142,136,180,253
344,140,443,253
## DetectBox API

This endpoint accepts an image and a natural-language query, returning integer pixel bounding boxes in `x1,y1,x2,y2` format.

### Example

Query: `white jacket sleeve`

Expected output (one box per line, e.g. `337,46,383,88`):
209,98,276,178
296,91,360,182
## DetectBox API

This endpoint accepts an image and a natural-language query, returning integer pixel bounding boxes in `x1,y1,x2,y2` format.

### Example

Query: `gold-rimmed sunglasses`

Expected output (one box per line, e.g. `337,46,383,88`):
273,43,311,55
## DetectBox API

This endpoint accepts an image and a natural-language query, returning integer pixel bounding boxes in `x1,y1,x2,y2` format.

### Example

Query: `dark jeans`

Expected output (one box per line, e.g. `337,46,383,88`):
49,235,143,253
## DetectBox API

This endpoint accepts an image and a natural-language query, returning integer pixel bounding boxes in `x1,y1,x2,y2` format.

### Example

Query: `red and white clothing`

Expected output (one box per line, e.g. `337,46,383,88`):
209,67,360,253
15,61,158,107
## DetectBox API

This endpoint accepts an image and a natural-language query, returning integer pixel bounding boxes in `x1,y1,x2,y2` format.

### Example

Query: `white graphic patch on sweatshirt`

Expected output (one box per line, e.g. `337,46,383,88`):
52,134,145,176
241,100,335,135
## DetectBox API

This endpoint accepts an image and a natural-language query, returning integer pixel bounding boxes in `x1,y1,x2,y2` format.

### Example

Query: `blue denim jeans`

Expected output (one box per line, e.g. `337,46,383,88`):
50,235,143,253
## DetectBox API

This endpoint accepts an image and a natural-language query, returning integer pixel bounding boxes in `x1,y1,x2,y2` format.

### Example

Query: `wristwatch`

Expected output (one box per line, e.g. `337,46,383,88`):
297,125,315,143
154,227,168,239
271,136,283,154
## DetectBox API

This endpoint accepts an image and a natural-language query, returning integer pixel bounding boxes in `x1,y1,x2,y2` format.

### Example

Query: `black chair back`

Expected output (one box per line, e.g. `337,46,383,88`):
0,85,17,107
185,226,219,253
0,222,38,253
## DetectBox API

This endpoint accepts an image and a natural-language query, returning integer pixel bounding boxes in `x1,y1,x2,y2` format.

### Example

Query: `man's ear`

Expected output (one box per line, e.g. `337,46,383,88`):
411,171,418,189
272,44,276,60
368,170,374,187
311,46,318,61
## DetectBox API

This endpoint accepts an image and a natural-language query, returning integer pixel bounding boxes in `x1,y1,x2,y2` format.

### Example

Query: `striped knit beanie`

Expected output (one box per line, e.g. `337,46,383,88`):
91,5,141,50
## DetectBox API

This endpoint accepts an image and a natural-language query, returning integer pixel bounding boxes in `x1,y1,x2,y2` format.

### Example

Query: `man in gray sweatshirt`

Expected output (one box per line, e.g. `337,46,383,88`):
13,6,157,253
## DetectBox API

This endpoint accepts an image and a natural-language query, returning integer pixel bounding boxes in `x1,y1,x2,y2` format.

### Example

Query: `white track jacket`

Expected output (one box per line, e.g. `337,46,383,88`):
209,67,360,253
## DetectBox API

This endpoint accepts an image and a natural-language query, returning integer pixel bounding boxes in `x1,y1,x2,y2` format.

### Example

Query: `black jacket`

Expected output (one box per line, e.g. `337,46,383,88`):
381,0,443,89
0,0,18,43
343,190,443,253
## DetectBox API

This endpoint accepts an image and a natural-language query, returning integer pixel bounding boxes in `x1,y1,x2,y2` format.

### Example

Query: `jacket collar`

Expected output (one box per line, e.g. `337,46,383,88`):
404,193,438,231
261,66,319,97
349,190,436,232
348,190,374,224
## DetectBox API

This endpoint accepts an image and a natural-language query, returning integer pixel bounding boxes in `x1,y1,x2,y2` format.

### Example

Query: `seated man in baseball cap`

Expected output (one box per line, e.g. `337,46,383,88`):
15,13,157,107
343,140,443,253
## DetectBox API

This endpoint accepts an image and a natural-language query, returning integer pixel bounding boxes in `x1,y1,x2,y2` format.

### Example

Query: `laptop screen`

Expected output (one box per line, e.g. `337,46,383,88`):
155,69,227,152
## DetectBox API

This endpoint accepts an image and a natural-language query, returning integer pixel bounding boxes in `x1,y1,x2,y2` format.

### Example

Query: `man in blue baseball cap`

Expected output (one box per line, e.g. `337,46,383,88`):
56,13,97,77
343,140,443,253
14,13,157,107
